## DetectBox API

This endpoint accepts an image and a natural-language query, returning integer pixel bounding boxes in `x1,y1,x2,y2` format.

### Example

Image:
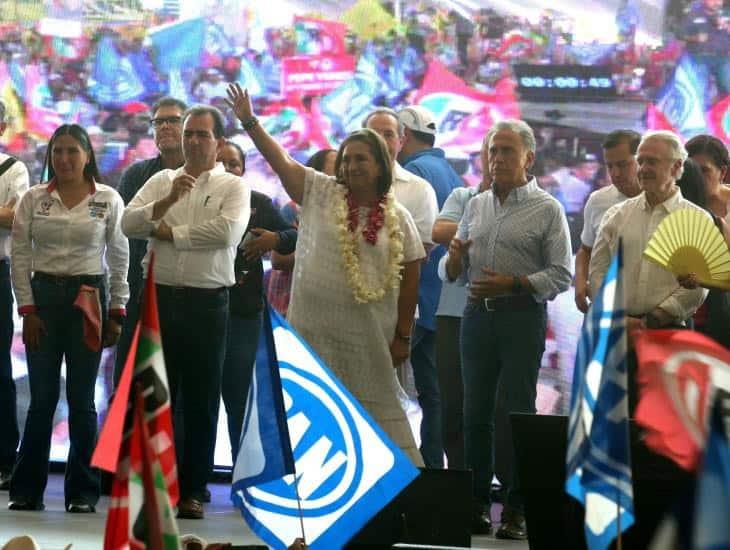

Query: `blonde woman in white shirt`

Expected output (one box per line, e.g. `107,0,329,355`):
9,124,129,513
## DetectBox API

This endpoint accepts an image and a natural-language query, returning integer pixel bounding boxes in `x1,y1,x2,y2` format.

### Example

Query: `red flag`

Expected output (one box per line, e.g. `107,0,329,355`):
413,60,520,153
92,323,139,472
646,103,677,133
129,385,163,550
634,329,730,470
98,255,179,549
708,93,730,145
73,285,102,351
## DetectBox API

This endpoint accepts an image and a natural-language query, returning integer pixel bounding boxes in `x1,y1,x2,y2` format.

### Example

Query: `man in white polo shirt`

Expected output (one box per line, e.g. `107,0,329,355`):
575,129,642,313
122,105,250,519
0,99,29,490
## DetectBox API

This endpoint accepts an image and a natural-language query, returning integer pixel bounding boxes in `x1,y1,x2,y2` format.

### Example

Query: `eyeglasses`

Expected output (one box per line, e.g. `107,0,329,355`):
150,116,182,128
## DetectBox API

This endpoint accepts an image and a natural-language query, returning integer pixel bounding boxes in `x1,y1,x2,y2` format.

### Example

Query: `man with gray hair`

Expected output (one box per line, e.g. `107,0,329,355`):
0,99,29,490
589,130,708,412
443,119,572,539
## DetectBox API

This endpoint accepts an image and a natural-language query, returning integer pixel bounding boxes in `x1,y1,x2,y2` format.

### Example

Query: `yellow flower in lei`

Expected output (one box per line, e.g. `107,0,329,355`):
335,186,404,304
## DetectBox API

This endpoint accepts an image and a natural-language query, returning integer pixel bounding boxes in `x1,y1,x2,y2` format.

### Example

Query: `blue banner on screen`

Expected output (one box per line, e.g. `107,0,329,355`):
231,306,419,550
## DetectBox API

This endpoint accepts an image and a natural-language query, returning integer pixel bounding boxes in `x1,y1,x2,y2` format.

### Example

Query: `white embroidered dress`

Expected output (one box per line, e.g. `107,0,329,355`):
287,168,426,465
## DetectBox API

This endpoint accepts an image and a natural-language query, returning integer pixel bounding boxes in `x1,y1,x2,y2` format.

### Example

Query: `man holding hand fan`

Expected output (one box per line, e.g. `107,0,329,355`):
589,130,709,414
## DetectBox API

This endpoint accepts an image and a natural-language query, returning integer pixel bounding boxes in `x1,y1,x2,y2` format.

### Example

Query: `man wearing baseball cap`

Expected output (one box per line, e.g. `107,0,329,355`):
398,105,463,469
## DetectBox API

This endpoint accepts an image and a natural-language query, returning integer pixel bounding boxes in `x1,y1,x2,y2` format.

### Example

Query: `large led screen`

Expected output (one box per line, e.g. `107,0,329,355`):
2,0,728,468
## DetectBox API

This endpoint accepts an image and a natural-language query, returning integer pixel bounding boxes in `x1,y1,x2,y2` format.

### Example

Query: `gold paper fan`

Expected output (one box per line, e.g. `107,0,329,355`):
643,208,730,290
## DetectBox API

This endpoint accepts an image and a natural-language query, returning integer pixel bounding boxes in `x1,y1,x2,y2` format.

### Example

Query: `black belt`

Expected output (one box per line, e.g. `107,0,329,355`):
469,294,540,312
155,283,227,296
34,272,103,286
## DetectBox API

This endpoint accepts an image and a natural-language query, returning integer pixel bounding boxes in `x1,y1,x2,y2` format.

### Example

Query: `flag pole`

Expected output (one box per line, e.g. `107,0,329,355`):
292,467,307,546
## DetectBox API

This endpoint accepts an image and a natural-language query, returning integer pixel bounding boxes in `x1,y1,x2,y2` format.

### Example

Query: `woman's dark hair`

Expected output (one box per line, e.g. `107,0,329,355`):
43,124,101,183
685,134,729,169
224,140,246,172
334,129,392,196
677,158,708,211
305,148,336,172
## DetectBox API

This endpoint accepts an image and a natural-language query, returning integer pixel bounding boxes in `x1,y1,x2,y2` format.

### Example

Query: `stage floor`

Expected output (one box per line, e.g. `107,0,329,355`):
0,475,529,549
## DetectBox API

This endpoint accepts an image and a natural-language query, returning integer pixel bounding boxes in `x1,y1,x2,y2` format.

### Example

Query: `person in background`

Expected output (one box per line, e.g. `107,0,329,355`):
0,99,30,491
9,124,129,513
575,130,641,313
216,139,297,463
431,130,492,469
362,107,438,251
677,136,730,348
114,96,187,384
397,104,463,469
267,149,336,317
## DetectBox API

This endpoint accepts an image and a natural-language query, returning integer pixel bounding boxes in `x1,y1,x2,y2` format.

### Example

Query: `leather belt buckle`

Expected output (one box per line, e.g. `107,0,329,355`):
484,298,497,312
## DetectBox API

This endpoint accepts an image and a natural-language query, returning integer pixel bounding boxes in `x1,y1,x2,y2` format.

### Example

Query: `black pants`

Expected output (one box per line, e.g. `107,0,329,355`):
156,284,228,500
0,260,18,473
435,315,464,470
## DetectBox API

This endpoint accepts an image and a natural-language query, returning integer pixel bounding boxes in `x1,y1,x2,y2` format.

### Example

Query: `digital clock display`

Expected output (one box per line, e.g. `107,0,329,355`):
513,65,617,101
518,76,613,89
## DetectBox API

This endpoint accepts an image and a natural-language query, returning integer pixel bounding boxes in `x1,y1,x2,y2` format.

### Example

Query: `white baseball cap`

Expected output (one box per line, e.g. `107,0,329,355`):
398,105,437,136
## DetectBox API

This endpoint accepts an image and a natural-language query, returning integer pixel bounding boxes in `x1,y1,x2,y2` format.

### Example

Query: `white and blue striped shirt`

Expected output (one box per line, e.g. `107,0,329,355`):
446,177,572,302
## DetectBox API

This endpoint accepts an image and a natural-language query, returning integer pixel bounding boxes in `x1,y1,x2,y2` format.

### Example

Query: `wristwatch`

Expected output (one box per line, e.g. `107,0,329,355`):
512,276,523,295
394,330,412,343
241,116,259,131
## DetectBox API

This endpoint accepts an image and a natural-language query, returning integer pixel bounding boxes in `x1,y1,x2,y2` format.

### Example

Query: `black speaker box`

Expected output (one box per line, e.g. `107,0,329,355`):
346,468,472,549
511,413,694,550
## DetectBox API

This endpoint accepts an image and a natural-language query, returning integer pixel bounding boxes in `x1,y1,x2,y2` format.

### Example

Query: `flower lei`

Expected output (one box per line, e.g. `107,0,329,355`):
336,187,404,304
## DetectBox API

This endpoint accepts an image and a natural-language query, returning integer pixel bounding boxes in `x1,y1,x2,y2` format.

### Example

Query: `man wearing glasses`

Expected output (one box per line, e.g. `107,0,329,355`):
113,97,187,384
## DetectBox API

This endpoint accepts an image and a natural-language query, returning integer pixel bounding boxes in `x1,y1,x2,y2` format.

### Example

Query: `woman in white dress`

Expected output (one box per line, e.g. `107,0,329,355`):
226,83,425,464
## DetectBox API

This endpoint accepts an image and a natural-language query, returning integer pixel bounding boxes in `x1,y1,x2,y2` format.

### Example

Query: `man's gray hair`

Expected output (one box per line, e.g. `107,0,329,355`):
640,130,688,180
488,119,536,153
362,107,404,137
0,99,6,124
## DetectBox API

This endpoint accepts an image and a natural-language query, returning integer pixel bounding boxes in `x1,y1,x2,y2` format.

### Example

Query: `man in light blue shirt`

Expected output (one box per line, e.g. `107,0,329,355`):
444,120,571,539
432,184,482,471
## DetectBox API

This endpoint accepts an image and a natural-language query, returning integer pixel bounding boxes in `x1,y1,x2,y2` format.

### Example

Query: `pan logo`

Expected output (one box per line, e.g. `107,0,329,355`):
239,327,396,544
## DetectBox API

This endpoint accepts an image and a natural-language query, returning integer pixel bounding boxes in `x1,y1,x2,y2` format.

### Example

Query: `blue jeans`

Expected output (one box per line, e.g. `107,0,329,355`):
10,275,106,506
0,260,18,473
220,312,262,464
461,299,546,514
156,285,228,500
411,325,443,468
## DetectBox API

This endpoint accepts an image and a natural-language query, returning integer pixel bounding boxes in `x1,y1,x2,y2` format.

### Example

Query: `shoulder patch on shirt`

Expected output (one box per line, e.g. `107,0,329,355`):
36,199,52,216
